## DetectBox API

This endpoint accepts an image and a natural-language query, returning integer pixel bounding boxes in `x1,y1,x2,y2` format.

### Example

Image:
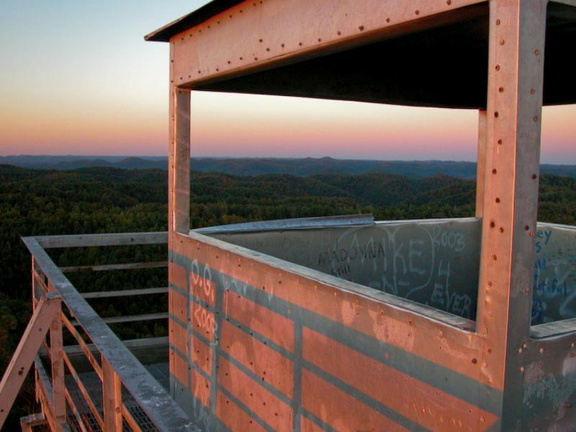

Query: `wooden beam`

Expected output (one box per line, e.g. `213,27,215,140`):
0,294,61,430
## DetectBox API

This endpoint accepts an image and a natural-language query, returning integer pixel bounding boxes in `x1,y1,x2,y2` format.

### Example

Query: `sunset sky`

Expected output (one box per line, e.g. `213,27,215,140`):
0,1,574,163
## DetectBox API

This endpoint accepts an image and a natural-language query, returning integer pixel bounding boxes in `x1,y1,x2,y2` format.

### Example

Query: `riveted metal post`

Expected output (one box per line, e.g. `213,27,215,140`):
476,0,547,429
49,309,66,429
169,55,191,234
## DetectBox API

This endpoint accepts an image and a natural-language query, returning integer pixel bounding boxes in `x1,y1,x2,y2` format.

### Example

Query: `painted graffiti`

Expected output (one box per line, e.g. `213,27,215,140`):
190,259,219,345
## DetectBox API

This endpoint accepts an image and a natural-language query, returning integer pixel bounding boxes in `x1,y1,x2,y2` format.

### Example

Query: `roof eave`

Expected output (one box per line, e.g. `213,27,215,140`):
145,0,244,42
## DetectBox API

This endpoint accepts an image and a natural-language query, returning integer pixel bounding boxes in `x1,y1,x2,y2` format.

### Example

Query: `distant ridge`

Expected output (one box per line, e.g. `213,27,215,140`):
1,155,576,179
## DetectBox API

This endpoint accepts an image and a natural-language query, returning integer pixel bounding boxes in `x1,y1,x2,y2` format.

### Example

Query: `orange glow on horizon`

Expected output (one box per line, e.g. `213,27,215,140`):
1,89,573,163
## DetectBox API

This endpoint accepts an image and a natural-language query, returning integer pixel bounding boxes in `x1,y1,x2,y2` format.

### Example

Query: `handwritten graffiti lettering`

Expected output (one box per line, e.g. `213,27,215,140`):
431,227,466,252
314,223,477,319
531,226,576,324
193,304,218,346
318,237,385,268
535,229,552,254
408,239,426,275
190,259,215,304
534,279,568,297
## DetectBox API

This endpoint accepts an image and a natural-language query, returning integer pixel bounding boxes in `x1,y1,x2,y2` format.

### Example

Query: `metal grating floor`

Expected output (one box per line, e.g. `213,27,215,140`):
65,362,170,432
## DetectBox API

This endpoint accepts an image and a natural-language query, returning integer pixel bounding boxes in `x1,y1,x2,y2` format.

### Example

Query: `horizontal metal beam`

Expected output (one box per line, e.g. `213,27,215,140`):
197,213,374,234
82,287,168,299
170,0,486,88
100,313,168,325
28,232,167,249
63,337,169,357
61,337,169,373
20,412,46,431
530,318,576,339
60,261,167,273
22,237,199,432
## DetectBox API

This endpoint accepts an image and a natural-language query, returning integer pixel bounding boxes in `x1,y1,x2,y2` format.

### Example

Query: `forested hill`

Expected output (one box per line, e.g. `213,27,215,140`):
0,164,575,427
3,156,576,179
1,164,574,308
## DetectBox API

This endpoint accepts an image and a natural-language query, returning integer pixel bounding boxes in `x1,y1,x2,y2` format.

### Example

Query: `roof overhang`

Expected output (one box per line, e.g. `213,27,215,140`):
146,0,576,108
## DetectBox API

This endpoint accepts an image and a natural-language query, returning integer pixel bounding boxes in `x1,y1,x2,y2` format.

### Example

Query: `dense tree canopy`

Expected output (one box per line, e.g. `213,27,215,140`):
0,163,574,429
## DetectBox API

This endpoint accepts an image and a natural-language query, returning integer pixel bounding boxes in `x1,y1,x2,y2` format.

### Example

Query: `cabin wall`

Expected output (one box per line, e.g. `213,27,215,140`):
168,223,576,431
520,334,576,429
168,231,502,431
211,219,481,320
209,220,576,325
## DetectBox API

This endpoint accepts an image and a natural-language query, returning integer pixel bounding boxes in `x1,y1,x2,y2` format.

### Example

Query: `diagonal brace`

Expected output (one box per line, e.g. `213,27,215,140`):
0,293,62,430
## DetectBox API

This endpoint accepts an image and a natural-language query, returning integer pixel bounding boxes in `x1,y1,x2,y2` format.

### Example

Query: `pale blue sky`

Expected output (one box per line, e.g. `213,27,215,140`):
0,1,573,163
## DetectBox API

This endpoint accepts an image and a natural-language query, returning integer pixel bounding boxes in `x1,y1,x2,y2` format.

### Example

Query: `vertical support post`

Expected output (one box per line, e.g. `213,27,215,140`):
50,311,66,429
32,257,38,310
476,110,487,218
169,75,191,234
102,357,123,432
475,0,547,429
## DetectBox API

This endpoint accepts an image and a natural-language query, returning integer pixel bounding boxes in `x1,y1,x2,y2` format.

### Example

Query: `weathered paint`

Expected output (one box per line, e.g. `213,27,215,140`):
169,223,576,430
169,231,501,431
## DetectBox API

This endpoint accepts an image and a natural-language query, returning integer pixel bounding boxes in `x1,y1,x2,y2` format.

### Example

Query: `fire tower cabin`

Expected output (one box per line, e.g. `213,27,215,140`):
2,0,576,431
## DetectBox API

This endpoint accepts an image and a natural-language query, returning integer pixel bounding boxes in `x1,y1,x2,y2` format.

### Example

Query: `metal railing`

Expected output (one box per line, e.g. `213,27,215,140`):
10,232,200,432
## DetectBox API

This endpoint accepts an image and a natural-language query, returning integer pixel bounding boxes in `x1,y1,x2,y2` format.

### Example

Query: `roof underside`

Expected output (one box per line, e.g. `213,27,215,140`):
147,1,576,109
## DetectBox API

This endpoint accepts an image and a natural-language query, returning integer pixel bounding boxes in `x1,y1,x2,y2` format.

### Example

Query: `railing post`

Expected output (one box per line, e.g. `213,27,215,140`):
102,357,123,431
50,309,66,429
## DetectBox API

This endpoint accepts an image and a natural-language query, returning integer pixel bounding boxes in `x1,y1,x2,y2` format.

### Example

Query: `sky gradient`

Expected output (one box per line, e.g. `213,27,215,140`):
1,1,574,163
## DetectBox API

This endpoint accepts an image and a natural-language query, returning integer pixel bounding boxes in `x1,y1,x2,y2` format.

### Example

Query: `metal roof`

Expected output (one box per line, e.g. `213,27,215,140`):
145,0,243,42
146,1,576,108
